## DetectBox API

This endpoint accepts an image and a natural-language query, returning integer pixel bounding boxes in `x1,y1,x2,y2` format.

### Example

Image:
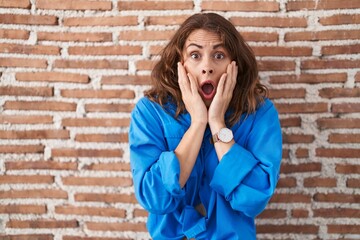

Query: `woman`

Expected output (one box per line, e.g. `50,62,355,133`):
129,13,282,240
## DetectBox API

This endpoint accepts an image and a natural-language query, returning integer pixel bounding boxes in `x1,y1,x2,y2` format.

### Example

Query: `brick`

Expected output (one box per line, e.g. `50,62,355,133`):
5,161,78,171
327,224,360,234
4,101,77,111
303,177,337,187
319,88,360,98
0,204,47,214
85,103,134,113
295,148,309,158
38,32,112,42
145,15,189,26
118,1,193,10
136,60,156,71
285,30,360,41
301,59,360,70
7,219,78,229
62,176,132,187
54,59,128,70
61,89,135,99
62,118,130,127
0,130,69,139
102,75,151,85
314,193,360,203
0,0,30,8
83,162,130,171
320,14,360,25
52,148,123,158
257,224,318,234
75,193,137,203
347,179,360,188
280,117,301,127
0,14,57,25
0,175,54,184
291,209,309,218
0,189,67,199
275,103,328,114
356,72,360,82
239,32,278,42
316,148,360,158
64,16,138,26
282,149,290,159
0,86,53,96
0,145,44,154
0,29,29,39
329,134,360,143
322,44,360,56
63,237,131,240
120,30,175,41
314,208,360,218
269,89,306,99
55,205,126,218
0,57,47,68
317,118,360,129
16,72,89,83
281,163,321,174
68,45,142,56
202,1,279,12
258,209,287,219
37,0,111,10
230,17,307,27
0,235,53,240
332,103,360,113
0,43,60,55
75,133,128,142
270,194,312,203
283,134,314,144
276,177,297,188
258,60,296,71
86,221,147,232
253,46,312,56
336,164,360,174
0,115,53,124
287,0,360,11
269,73,347,84
133,209,148,218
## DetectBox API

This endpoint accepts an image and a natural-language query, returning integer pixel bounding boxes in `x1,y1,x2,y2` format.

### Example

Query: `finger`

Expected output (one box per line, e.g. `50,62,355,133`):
187,72,198,95
216,73,227,95
223,62,234,94
177,62,189,93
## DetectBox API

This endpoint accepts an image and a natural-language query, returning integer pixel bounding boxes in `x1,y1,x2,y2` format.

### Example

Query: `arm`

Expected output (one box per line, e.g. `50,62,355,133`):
209,100,282,217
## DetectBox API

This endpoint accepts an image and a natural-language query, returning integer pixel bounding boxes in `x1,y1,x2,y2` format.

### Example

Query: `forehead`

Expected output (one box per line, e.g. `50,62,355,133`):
185,29,222,47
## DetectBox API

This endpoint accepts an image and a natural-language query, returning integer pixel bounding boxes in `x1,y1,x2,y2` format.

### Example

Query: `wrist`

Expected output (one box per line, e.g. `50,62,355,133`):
209,120,226,134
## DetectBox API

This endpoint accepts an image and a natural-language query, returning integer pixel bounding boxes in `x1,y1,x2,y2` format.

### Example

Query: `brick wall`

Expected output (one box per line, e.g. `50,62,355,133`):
0,0,359,239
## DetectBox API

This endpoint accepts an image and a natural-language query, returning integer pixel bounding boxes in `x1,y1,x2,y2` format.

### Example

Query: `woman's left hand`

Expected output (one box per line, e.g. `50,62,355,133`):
208,61,238,129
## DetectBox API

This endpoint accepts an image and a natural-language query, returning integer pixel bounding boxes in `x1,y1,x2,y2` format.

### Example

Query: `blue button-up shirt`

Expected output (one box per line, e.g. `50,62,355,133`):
129,97,282,240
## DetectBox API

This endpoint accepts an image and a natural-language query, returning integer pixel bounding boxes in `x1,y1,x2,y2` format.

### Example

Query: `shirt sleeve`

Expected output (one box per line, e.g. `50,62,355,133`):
129,98,185,215
209,99,282,218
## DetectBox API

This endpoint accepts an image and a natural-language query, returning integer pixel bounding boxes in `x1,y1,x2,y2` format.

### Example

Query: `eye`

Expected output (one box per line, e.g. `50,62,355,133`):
214,52,225,60
190,52,200,59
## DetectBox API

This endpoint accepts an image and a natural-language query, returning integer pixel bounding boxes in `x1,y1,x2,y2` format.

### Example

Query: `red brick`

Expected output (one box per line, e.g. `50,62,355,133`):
301,59,360,70
0,130,69,139
75,133,128,142
320,88,360,98
5,161,77,171
258,209,287,219
316,148,360,158
322,44,360,56
0,189,67,199
0,29,29,39
16,72,89,83
0,0,30,8
270,194,312,203
202,1,279,12
332,103,360,113
276,177,297,188
0,204,47,214
145,15,189,26
0,86,53,97
4,101,76,111
68,45,142,56
280,117,301,127
83,162,130,171
329,134,360,143
55,205,126,218
118,1,193,10
0,43,60,55
287,0,360,11
0,57,47,68
0,115,53,124
356,72,360,82
38,32,112,42
85,103,134,113
275,103,328,114
336,164,360,174
242,32,278,42
285,30,360,41
63,237,130,240
253,46,312,56
327,224,360,234
61,89,135,99
86,221,147,232
258,60,296,71
269,73,347,84
283,134,314,143
37,0,111,10
347,179,360,188
291,209,309,218
0,14,57,25
102,75,151,85
0,145,44,154
317,118,360,129
54,59,128,69
52,148,123,158
64,16,138,26
231,16,307,27
133,209,148,218
0,235,53,240
120,30,175,41
62,118,129,127
62,176,132,187
314,193,360,203
136,60,157,71
295,148,309,158
303,177,337,187
75,193,137,203
269,89,306,99
257,224,318,234
314,208,360,218
7,219,78,229
320,14,360,25
281,163,321,174
0,175,54,184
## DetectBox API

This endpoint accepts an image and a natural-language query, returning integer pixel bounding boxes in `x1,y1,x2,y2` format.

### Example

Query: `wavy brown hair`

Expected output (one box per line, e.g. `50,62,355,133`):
145,13,267,126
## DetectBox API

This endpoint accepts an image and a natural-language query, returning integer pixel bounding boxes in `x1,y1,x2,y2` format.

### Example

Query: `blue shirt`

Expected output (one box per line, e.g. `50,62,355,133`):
129,97,282,240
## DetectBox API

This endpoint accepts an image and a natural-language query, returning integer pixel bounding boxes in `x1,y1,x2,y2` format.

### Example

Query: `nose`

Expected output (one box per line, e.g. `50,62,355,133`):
202,69,213,74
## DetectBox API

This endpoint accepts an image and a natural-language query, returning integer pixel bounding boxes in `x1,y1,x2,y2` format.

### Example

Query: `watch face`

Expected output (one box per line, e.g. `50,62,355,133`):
218,128,233,143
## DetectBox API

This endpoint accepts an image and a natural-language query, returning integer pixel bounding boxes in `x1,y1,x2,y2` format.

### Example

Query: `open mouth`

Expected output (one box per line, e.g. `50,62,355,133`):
200,81,216,100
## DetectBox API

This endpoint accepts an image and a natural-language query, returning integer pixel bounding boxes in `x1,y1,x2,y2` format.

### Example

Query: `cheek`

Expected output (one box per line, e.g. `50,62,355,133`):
183,60,197,76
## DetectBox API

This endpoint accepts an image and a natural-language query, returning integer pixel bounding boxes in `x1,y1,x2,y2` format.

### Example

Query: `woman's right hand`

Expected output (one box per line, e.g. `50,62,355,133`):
177,62,208,125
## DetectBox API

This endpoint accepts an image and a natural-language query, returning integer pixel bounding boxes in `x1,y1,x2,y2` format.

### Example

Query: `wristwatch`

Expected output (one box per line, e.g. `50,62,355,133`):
211,127,233,144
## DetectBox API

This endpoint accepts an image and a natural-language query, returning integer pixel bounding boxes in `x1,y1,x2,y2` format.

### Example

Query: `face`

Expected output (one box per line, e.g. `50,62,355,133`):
182,29,232,107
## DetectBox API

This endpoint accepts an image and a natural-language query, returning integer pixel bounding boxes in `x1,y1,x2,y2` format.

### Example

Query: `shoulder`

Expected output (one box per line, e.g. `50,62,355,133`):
255,98,278,116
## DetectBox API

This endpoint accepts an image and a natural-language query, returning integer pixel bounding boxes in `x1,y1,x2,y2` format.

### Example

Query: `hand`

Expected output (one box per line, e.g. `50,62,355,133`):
177,62,208,125
208,61,238,130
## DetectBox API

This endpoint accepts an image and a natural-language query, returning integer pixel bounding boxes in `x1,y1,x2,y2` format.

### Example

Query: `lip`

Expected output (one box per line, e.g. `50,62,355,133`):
199,80,216,100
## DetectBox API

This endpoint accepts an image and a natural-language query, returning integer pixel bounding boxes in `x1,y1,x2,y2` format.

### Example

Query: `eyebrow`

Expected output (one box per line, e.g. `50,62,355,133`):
186,43,225,49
